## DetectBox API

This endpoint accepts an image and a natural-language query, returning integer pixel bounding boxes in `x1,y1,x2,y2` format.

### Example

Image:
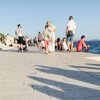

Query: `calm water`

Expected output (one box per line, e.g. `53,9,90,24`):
74,40,100,54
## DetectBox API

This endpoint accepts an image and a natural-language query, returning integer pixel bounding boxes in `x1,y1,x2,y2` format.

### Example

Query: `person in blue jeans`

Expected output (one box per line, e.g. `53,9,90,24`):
66,16,76,52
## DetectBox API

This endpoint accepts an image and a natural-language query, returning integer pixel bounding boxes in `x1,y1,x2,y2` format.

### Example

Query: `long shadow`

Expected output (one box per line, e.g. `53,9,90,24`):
1,49,43,54
86,63,100,67
28,76,100,100
35,65,100,86
70,65,100,70
1,49,18,53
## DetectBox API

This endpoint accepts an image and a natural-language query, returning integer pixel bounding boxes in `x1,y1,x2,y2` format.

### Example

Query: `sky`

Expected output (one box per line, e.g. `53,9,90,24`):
0,0,100,40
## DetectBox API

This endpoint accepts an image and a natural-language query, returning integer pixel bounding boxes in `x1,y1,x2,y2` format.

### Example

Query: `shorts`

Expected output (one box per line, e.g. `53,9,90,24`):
42,47,45,49
18,36,24,44
45,40,49,46
67,34,74,42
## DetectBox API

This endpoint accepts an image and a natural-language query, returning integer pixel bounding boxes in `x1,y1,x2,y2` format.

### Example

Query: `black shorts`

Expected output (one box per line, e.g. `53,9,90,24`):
42,47,45,49
18,36,24,44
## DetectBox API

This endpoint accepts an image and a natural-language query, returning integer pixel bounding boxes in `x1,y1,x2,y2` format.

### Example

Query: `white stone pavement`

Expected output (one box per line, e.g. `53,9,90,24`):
0,47,100,100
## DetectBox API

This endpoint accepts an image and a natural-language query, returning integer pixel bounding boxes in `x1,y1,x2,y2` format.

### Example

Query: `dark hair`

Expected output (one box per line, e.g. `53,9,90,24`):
63,37,66,40
57,37,60,42
81,35,85,39
69,16,73,20
46,21,48,25
45,24,49,29
46,21,51,25
17,24,21,27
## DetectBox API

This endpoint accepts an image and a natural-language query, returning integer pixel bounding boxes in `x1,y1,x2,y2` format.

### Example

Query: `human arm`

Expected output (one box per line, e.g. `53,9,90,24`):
82,41,90,49
66,26,69,34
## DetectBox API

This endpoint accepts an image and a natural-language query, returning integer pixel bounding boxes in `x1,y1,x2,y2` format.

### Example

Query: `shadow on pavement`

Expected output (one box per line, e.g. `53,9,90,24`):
28,76,100,100
28,64,100,100
35,65,100,85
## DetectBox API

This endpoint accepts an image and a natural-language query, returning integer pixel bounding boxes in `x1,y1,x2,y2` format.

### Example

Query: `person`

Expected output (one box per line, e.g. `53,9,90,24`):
38,32,42,48
5,34,14,46
62,37,69,52
57,37,61,50
66,16,76,52
42,24,50,54
41,39,45,53
46,21,56,52
23,35,30,51
33,37,38,45
15,24,25,52
38,32,42,42
76,35,90,52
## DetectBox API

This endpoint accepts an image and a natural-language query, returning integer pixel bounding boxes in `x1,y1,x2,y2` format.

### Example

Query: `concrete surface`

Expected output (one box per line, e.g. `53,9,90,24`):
0,47,100,100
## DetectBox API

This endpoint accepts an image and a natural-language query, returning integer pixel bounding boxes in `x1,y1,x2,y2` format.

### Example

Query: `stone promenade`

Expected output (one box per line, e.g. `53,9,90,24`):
0,47,100,100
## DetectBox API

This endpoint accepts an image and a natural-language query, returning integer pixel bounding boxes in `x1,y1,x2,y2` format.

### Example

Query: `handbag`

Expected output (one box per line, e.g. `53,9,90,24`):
67,30,73,37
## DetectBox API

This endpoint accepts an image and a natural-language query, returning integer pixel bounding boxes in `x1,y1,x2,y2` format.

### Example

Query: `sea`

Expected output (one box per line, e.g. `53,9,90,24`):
74,40,100,54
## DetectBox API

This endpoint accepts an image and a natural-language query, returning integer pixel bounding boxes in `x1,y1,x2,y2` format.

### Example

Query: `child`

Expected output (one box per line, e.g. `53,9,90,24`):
62,37,69,52
42,25,50,54
57,37,61,50
41,39,45,53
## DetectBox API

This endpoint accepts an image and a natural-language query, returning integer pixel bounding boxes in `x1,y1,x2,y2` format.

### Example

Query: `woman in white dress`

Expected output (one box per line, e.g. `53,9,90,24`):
46,21,56,52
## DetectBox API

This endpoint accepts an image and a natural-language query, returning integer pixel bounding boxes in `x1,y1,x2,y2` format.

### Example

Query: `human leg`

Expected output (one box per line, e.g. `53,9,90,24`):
70,35,74,51
45,40,49,54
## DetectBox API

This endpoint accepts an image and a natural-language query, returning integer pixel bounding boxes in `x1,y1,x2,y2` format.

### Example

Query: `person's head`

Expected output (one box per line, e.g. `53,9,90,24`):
57,37,60,42
7,34,9,36
63,37,66,42
17,24,21,28
81,35,85,39
69,16,73,20
46,21,51,26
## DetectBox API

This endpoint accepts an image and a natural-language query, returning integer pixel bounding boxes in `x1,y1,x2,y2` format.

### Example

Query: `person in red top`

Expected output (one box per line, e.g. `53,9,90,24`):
76,35,90,52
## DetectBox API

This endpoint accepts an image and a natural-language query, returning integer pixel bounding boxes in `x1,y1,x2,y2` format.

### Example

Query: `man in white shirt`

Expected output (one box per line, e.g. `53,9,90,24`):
15,24,25,52
66,16,76,52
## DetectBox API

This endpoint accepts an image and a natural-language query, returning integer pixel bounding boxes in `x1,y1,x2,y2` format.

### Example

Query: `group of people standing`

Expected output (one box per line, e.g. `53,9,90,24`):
42,21,56,54
41,16,76,54
41,16,90,54
15,16,90,53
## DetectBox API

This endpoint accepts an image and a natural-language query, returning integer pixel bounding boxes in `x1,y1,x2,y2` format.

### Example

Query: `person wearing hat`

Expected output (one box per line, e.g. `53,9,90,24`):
15,24,25,52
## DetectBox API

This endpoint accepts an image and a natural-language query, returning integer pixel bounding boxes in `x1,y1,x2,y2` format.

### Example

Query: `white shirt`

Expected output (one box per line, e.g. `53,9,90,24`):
51,25,56,33
41,40,45,47
15,28,23,37
67,20,76,34
50,25,56,41
62,41,68,51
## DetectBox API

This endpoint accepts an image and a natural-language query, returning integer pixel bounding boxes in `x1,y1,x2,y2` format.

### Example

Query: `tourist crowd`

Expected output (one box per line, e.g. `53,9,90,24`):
15,16,90,53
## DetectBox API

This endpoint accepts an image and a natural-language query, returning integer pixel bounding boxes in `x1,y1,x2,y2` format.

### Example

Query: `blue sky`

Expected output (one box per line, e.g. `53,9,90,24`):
0,0,100,40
